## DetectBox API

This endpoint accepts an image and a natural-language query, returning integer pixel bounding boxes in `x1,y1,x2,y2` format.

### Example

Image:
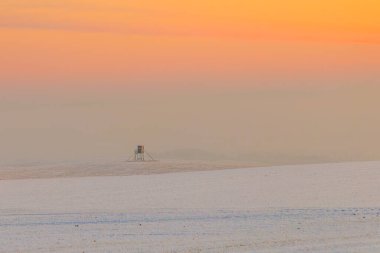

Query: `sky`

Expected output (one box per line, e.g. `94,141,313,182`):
0,1,380,164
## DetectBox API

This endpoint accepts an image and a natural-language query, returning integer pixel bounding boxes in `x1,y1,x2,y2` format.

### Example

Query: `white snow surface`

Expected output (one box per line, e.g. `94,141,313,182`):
1,161,380,252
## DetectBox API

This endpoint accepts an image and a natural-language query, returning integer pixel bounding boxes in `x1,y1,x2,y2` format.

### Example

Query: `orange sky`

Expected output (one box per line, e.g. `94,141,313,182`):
1,0,379,90
1,1,380,164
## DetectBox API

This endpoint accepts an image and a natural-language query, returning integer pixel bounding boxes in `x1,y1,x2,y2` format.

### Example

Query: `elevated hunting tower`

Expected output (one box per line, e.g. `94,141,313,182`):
127,145,156,162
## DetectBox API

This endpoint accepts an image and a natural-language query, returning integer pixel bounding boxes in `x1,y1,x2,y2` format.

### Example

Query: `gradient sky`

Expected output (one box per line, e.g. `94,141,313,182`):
1,0,380,89
1,1,380,164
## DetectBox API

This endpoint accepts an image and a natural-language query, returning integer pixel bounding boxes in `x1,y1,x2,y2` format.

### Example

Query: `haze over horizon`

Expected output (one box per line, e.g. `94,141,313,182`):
1,85,380,165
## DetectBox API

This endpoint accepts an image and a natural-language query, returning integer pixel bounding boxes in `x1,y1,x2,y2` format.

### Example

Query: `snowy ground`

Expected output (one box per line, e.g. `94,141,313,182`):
0,160,261,180
1,161,380,252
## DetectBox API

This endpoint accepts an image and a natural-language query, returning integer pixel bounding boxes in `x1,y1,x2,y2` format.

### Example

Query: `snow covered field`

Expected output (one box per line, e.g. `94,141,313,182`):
1,162,380,252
